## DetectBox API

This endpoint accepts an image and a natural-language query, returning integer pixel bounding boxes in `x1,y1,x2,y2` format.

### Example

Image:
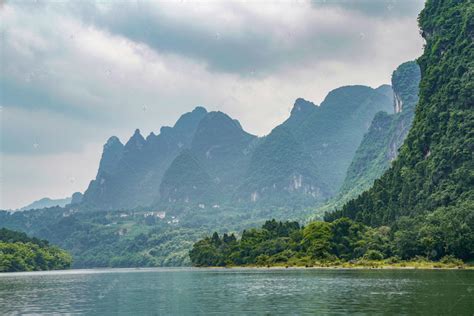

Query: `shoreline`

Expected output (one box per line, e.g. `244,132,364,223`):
200,261,474,270
1,264,473,275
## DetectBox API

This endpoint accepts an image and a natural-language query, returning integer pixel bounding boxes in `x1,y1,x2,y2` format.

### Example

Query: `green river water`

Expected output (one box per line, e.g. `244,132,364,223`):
0,268,473,315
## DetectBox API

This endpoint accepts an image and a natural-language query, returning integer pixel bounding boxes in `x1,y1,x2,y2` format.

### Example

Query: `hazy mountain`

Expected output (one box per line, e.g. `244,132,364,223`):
190,112,256,194
18,197,72,211
294,85,393,195
237,125,328,206
81,84,392,210
82,107,208,210
237,85,393,206
326,61,421,210
159,150,216,204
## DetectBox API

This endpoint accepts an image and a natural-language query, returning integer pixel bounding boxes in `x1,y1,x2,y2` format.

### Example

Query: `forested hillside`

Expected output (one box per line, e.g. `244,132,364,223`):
190,0,474,267
0,228,72,272
327,0,473,227
319,61,421,212
237,86,392,206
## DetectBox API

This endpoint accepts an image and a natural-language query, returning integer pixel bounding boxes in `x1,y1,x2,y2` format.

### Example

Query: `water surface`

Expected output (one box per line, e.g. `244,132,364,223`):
1,268,473,315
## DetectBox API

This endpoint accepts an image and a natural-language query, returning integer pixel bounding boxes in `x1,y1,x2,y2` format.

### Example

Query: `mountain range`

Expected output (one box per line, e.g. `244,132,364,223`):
327,0,473,233
80,79,410,211
190,0,474,266
317,61,421,213
15,192,83,212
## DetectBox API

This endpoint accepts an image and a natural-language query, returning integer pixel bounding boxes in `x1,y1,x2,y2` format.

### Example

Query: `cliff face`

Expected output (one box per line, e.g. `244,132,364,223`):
81,80,391,211
315,61,421,214
82,107,208,210
328,0,474,227
236,125,327,206
235,86,392,206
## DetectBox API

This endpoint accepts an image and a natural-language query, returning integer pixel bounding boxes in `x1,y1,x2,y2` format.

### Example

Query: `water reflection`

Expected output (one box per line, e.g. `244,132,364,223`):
0,268,473,315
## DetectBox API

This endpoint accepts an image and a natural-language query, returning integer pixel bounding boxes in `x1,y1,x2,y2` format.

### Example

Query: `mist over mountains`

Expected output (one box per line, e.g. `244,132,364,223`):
78,61,419,213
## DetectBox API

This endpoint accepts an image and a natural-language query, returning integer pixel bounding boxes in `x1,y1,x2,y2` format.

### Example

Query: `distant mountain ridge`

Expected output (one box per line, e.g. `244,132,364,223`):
317,61,421,213
81,81,397,211
16,192,83,212
18,197,72,211
82,107,208,209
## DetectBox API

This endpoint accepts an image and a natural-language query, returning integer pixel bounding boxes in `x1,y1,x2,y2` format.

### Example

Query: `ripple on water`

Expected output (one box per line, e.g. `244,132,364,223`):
0,268,473,315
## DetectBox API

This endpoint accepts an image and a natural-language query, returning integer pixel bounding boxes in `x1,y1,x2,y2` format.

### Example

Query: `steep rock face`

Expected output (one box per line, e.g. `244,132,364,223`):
392,62,421,114
294,85,393,195
237,125,327,206
333,61,421,207
82,107,208,210
235,86,392,206
283,98,318,129
70,192,83,205
158,111,257,204
97,136,124,177
159,150,215,204
190,111,256,193
328,0,474,226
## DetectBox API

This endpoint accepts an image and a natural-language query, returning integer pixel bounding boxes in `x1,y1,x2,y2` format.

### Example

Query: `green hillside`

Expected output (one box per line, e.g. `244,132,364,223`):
328,0,473,225
237,125,328,206
0,228,72,272
190,0,474,266
320,61,421,213
326,0,473,259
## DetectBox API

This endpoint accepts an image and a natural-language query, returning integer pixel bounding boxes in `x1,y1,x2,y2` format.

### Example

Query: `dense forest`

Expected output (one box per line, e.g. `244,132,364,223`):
190,0,474,267
327,0,473,227
190,219,465,267
0,228,72,272
317,61,420,215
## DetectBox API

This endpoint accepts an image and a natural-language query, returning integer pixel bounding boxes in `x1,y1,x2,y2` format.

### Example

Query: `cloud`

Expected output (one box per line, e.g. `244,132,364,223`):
312,0,425,19
0,0,425,208
80,1,380,75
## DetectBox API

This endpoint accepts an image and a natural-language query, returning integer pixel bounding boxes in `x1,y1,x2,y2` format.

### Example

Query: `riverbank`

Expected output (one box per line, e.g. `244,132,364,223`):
210,258,474,270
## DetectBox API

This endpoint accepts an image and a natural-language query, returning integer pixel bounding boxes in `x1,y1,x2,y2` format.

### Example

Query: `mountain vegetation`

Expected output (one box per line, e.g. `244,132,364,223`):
0,60,420,268
0,206,282,268
326,0,473,227
189,219,465,267
190,0,474,267
82,107,208,210
0,228,72,272
17,197,72,211
318,61,421,213
80,83,392,211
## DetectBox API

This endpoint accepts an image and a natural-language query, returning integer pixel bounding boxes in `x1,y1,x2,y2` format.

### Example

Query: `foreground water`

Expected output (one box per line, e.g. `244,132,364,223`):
0,268,473,315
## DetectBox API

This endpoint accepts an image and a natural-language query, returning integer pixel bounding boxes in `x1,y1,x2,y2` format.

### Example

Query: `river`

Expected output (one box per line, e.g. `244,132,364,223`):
1,268,473,315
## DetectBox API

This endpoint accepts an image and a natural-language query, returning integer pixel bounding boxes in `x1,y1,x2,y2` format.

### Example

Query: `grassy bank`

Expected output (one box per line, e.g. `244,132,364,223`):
216,257,473,270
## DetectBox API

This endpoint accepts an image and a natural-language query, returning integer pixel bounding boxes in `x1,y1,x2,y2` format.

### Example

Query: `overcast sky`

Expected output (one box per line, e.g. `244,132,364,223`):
0,0,425,209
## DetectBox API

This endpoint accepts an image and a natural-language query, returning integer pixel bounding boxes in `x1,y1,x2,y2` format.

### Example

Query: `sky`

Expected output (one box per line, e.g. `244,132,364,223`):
0,0,425,210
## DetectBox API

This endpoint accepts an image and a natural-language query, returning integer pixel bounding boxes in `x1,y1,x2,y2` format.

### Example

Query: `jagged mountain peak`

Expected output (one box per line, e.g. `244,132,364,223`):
173,106,208,132
103,136,124,153
292,98,317,115
146,131,156,140
125,129,146,150
193,111,255,142
322,85,378,107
